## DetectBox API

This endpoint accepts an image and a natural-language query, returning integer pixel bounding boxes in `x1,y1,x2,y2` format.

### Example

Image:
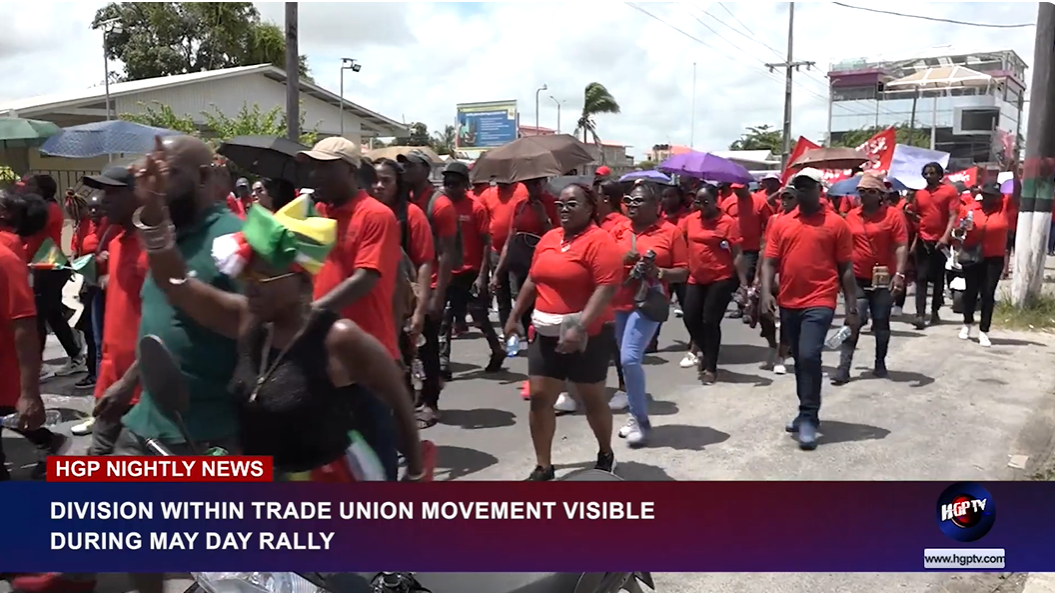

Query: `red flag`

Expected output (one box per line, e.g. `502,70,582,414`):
781,137,821,183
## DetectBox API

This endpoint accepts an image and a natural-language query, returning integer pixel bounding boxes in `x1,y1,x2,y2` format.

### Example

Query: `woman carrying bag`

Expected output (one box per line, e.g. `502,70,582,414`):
956,182,1009,348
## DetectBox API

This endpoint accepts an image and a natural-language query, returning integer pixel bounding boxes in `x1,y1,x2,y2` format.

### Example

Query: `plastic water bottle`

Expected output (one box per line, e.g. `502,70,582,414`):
824,325,853,350
1,409,61,429
409,334,426,391
505,334,520,358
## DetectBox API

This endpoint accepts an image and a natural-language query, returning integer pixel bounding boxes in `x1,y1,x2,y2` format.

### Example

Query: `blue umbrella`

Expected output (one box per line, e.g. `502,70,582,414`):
40,120,182,158
828,175,909,197
619,170,672,184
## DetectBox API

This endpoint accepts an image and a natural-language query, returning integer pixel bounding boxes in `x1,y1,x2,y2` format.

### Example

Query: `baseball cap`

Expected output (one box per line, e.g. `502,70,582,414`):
979,181,1003,196
792,168,824,184
595,166,612,177
235,177,249,189
857,173,886,192
397,149,433,168
442,161,470,180
83,164,135,189
297,136,361,166
761,171,781,181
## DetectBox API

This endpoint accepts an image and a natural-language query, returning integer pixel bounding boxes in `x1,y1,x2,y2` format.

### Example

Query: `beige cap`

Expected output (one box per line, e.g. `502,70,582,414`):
298,136,360,165
792,168,824,184
857,172,887,191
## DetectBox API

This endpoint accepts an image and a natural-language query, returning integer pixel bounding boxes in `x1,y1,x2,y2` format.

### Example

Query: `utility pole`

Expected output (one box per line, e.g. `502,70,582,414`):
284,2,300,143
766,2,814,169
1011,2,1055,307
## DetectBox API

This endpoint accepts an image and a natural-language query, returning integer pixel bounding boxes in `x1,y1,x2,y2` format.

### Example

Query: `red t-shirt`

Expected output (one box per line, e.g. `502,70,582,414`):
413,188,459,290
23,202,64,262
913,184,959,242
510,193,559,237
0,230,25,262
313,192,402,358
608,220,688,311
403,203,436,268
0,234,36,407
452,195,490,274
764,208,853,310
844,205,909,280
482,184,529,251
679,211,742,285
960,203,1010,259
599,211,629,232
529,224,623,336
94,229,147,403
722,193,773,252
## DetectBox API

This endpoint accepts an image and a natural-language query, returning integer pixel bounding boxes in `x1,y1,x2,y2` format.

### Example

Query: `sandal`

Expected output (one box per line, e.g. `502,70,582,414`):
415,405,440,429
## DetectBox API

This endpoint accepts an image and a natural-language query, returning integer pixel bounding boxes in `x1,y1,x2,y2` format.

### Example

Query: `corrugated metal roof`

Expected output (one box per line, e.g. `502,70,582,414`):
0,64,406,135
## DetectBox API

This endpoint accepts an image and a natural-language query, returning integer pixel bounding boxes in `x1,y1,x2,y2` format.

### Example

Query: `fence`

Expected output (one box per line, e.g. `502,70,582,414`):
29,169,99,195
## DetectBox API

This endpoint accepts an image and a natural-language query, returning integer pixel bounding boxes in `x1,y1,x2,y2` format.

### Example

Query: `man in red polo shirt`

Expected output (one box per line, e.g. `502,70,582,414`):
303,138,402,360
911,162,959,329
722,182,773,319
761,168,857,451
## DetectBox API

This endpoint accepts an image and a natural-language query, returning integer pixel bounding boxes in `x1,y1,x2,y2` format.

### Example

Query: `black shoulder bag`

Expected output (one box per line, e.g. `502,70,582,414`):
630,234,670,322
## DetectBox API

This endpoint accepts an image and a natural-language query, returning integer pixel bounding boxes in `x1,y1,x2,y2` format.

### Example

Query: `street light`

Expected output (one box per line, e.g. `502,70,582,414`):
549,96,565,134
339,58,361,137
535,84,547,132
99,17,121,123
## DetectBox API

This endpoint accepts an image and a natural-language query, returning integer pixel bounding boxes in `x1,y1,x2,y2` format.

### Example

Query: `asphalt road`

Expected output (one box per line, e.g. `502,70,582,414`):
6,290,1055,593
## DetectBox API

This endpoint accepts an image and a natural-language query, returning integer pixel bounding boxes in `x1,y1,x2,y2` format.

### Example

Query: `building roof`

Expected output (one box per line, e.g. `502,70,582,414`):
0,64,406,136
828,47,1027,73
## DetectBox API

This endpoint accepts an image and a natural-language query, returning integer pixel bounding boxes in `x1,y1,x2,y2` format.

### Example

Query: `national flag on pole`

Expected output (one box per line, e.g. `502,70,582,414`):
29,238,68,270
71,254,97,285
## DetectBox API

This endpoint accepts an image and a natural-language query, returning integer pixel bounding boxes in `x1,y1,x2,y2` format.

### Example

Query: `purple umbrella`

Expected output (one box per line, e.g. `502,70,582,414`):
619,170,672,184
658,150,753,184
1000,179,1015,194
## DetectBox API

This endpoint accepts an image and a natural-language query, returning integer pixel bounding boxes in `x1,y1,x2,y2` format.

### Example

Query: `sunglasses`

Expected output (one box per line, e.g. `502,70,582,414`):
555,200,580,212
242,270,296,284
622,196,647,207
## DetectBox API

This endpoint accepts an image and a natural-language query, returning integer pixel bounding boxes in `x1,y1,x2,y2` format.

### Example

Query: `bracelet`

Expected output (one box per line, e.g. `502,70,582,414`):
133,206,176,252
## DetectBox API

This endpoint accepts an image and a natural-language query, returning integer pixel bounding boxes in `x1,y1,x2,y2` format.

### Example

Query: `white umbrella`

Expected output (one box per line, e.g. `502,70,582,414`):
886,66,994,151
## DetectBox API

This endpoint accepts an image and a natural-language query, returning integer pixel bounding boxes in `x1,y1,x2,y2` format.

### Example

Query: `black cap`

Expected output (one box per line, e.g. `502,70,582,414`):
442,161,470,180
397,149,433,168
83,164,135,189
979,181,1003,196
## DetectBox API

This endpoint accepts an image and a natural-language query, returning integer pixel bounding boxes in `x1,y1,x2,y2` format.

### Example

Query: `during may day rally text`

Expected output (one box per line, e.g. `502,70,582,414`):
49,500,656,550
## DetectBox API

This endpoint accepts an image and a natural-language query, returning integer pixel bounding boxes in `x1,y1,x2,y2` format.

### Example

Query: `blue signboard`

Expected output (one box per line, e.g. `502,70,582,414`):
455,101,518,149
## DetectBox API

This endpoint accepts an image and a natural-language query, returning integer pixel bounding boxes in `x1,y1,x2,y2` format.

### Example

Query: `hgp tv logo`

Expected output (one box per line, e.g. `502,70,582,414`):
936,482,996,542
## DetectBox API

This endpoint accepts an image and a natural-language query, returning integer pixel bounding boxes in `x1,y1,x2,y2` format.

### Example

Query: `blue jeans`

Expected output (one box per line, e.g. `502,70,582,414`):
779,307,834,423
614,309,661,428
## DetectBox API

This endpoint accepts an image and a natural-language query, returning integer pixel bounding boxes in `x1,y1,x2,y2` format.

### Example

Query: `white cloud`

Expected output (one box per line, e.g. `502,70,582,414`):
0,1,1039,159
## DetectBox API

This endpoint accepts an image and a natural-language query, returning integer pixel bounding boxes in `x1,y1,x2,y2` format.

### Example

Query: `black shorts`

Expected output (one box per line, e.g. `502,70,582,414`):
527,324,613,385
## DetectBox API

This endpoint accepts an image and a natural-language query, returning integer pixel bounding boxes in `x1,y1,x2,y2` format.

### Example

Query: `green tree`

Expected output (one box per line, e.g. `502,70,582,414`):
120,100,319,146
391,122,431,147
92,2,311,82
729,124,783,153
574,82,621,147
431,125,456,155
835,124,929,149
637,159,657,170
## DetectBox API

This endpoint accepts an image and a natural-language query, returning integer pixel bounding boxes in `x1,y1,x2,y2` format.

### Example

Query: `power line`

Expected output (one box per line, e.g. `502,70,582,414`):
716,2,785,59
831,2,1035,28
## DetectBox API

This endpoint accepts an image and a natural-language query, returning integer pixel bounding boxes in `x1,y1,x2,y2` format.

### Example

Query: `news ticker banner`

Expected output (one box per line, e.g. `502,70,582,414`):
1,460,1049,572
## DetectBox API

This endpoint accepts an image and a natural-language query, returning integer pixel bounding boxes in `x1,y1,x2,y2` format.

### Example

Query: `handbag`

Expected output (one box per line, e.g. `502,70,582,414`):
506,201,543,275
957,219,986,267
630,234,670,322
859,215,890,289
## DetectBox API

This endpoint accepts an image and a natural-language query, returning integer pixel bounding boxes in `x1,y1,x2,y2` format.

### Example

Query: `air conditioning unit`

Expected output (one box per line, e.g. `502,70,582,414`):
953,107,999,135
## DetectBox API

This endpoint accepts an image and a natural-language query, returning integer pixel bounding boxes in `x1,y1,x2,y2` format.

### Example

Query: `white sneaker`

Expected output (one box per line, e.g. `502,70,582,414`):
554,392,578,413
773,359,787,375
892,306,903,316
55,357,87,377
959,325,971,340
979,332,992,347
70,417,96,436
679,352,699,368
626,421,650,447
673,307,684,318
608,390,629,411
618,416,637,438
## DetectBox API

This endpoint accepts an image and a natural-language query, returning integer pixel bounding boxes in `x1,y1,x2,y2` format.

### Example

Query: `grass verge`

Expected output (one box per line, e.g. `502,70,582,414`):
994,293,1055,331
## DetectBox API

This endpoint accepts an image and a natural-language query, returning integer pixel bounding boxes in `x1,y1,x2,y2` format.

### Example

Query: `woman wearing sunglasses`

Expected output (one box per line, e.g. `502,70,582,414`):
608,181,688,446
679,185,748,385
129,147,424,482
505,183,622,480
831,173,908,385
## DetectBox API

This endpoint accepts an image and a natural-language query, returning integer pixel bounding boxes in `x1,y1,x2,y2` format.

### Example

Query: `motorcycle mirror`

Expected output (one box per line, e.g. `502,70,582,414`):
138,335,199,453
560,469,624,482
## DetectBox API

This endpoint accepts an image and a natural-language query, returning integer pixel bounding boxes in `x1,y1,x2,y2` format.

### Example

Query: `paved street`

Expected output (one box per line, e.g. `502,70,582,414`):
6,286,1055,593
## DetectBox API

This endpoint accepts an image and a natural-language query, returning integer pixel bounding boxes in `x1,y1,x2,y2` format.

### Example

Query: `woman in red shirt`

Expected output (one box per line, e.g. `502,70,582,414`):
831,174,909,385
956,182,1009,347
505,183,622,481
597,180,628,231
679,185,749,384
609,182,688,446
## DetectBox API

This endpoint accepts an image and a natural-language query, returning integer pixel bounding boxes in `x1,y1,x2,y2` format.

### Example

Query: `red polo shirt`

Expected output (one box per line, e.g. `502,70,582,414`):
608,219,688,311
413,188,458,289
600,211,629,232
510,193,559,237
680,211,741,285
402,203,436,268
529,224,623,336
764,207,853,310
94,229,147,403
482,184,529,251
0,233,35,407
845,205,909,280
722,193,773,252
913,183,959,242
960,202,1010,259
313,191,402,358
452,195,490,274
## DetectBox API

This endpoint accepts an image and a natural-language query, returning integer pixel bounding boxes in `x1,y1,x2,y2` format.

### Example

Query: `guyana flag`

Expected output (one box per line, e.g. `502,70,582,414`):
29,239,98,284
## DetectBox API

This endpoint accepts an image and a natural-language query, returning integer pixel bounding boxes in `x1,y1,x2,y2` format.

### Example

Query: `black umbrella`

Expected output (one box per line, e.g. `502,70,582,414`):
217,136,311,186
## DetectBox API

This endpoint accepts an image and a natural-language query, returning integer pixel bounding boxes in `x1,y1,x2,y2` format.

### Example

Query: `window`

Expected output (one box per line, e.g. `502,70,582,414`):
833,86,876,101
960,109,998,132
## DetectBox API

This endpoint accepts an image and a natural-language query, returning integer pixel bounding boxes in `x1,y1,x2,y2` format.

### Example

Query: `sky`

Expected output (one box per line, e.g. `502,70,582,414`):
0,1,1041,160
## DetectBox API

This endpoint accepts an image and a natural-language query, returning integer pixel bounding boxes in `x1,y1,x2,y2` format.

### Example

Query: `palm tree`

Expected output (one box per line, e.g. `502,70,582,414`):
431,125,457,155
574,82,621,159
